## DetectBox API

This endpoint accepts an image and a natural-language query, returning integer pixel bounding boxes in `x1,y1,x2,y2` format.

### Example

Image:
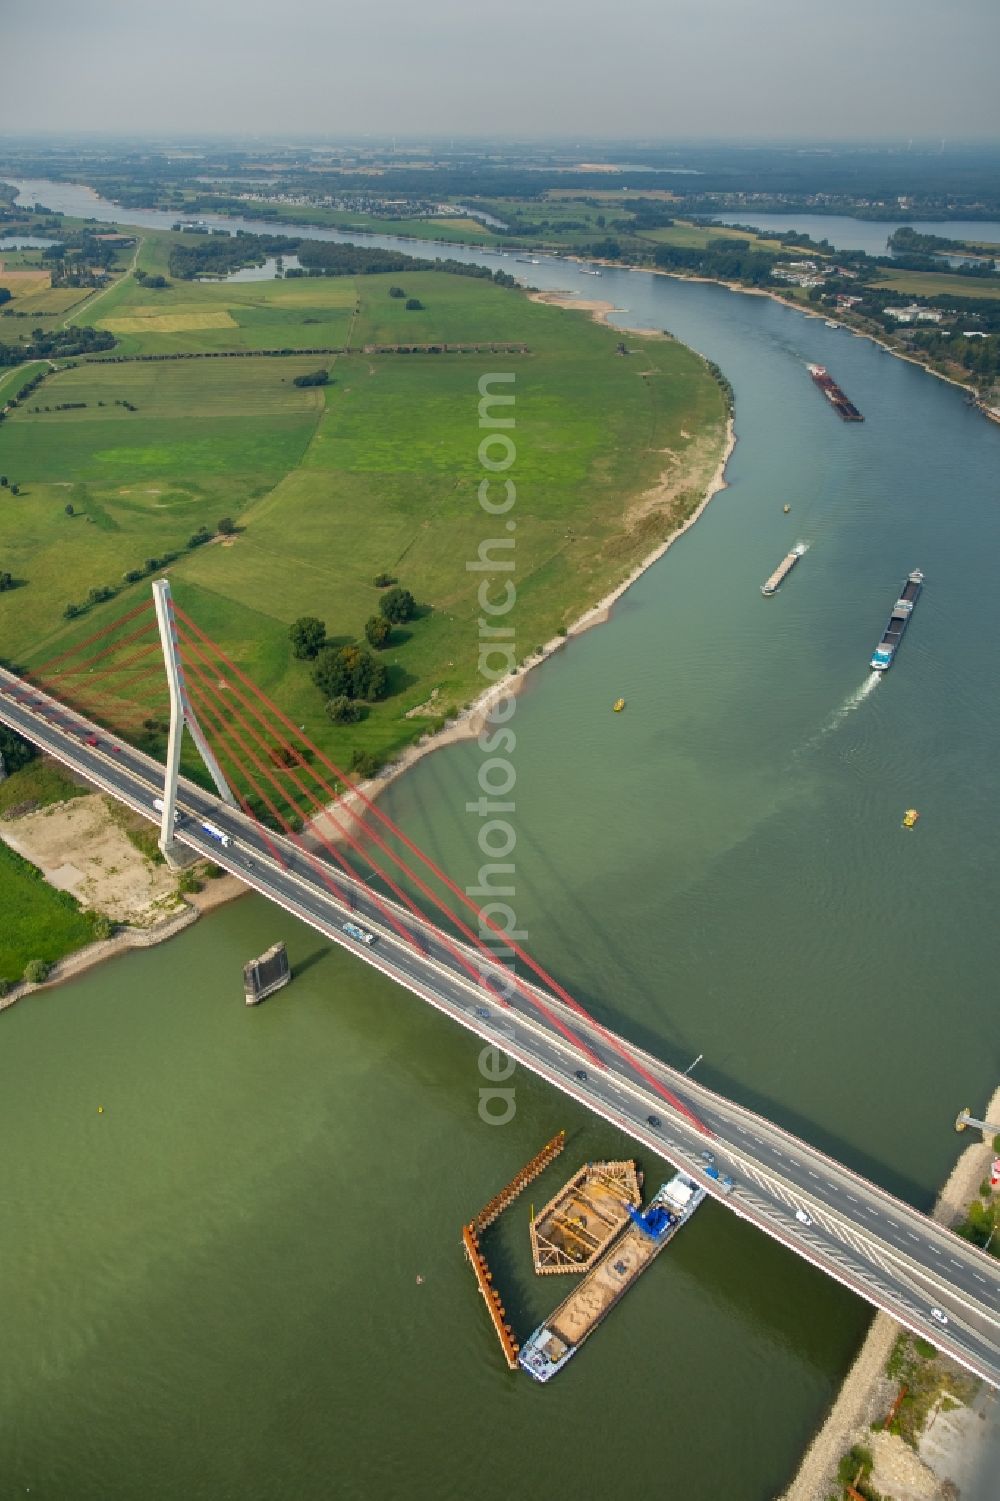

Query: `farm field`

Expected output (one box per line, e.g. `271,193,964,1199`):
86,271,358,355
873,268,1000,301
635,219,790,253
0,264,726,780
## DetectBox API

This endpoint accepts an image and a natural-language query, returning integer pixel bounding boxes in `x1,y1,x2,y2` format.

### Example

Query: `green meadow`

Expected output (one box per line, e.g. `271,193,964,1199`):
0,250,726,781
0,840,94,985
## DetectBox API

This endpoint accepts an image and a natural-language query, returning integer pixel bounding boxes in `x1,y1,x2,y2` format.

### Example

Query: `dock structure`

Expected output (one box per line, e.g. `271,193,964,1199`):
472,1130,566,1232
462,1224,520,1370
529,1160,642,1275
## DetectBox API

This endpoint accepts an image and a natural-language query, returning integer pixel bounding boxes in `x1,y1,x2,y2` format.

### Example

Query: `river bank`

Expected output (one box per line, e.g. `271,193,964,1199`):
780,1084,1000,1501
313,402,735,842
0,869,246,1014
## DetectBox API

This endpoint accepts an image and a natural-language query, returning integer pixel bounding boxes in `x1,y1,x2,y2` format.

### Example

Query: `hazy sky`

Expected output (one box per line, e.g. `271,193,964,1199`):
2,0,998,141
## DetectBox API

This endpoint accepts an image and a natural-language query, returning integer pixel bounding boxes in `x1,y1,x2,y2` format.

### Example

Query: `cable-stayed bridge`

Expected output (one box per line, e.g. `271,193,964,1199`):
1,587,998,1386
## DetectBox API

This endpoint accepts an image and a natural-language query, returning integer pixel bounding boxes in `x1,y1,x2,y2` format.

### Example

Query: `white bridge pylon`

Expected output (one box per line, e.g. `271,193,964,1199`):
151,578,236,865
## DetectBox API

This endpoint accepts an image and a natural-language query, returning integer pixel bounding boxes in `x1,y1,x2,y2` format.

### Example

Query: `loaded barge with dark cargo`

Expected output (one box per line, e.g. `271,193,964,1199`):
807,363,864,421
870,570,924,671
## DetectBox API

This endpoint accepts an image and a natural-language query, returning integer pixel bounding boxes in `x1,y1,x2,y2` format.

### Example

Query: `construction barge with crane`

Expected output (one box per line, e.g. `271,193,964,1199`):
807,363,864,421
518,1170,706,1383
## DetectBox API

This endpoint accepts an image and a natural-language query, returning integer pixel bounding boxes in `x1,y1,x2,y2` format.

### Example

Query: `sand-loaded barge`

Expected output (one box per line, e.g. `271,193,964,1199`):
518,1171,705,1382
761,542,807,597
807,363,864,421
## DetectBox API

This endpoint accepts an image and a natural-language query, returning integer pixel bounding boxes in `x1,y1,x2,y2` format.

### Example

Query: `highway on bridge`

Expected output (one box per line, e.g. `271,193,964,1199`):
2,666,998,1387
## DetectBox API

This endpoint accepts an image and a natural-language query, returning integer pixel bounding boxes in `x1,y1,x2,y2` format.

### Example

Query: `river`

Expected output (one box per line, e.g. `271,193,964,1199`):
2,179,999,1501
709,211,1000,257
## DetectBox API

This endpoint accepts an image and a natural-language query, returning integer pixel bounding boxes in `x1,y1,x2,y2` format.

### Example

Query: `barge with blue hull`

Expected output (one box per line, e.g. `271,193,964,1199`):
518,1170,705,1383
870,569,924,671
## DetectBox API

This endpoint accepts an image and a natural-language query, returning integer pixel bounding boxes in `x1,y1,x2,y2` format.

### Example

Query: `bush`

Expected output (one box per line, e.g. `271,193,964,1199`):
23,958,50,984
405,298,424,311
292,369,330,388
0,726,37,774
388,286,406,299
379,585,415,624
350,749,379,778
288,615,326,660
326,695,362,724
0,977,8,998
177,869,202,894
63,602,81,618
372,572,397,587
217,516,236,535
91,913,114,940
203,862,225,879
364,614,392,648
188,525,213,548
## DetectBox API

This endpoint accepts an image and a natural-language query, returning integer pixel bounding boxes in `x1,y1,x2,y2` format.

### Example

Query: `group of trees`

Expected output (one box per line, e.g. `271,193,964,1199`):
288,584,418,726
0,325,115,367
292,369,330,387
167,231,299,280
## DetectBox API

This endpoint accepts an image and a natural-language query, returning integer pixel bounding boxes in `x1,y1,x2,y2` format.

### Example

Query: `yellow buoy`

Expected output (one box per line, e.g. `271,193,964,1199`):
613,697,625,712
97,1105,104,1114
902,808,920,829
783,504,791,513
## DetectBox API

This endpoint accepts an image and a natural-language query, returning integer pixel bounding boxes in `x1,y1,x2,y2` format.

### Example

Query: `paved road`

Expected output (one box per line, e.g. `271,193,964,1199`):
3,668,998,1386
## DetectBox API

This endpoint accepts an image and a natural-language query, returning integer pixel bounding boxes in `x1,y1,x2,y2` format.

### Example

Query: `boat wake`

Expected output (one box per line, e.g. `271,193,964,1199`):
798,672,882,755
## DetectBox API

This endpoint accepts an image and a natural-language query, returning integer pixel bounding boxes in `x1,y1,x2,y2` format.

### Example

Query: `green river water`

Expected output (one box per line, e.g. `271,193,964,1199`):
2,210,999,1499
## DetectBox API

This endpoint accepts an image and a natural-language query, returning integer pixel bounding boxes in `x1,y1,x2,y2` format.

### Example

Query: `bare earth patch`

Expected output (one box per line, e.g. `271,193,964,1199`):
0,794,183,925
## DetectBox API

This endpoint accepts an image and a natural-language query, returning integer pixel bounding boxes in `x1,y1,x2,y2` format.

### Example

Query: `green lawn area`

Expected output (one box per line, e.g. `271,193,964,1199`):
0,839,94,987
1,263,726,782
636,220,791,253
873,269,1000,301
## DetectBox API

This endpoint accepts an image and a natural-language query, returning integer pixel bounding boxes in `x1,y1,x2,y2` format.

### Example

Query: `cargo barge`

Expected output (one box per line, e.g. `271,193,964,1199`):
761,542,807,597
518,1171,705,1383
807,363,864,421
870,569,924,671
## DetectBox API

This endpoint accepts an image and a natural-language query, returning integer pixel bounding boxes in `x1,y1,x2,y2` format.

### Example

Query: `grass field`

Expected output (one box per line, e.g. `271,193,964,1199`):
1,259,726,781
636,220,791,254
86,268,358,355
0,839,94,987
873,269,1000,301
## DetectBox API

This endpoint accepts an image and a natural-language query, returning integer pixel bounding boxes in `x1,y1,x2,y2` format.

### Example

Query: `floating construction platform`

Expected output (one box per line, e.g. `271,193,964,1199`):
529,1160,642,1275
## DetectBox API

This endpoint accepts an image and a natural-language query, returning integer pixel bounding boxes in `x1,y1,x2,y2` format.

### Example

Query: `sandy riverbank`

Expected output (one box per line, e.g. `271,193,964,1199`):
779,1083,1000,1501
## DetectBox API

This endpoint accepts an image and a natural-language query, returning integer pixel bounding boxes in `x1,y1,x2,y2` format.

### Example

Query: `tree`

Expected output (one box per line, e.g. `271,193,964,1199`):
405,298,424,311
379,585,415,624
188,525,212,547
388,286,406,298
350,749,379,778
91,913,114,940
63,602,81,619
10,484,19,495
24,958,50,985
289,616,326,660
0,571,12,592
217,516,236,535
372,571,397,587
0,288,11,307
364,614,392,648
326,695,362,724
0,725,36,773
313,644,387,701
292,369,330,388
65,503,74,515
